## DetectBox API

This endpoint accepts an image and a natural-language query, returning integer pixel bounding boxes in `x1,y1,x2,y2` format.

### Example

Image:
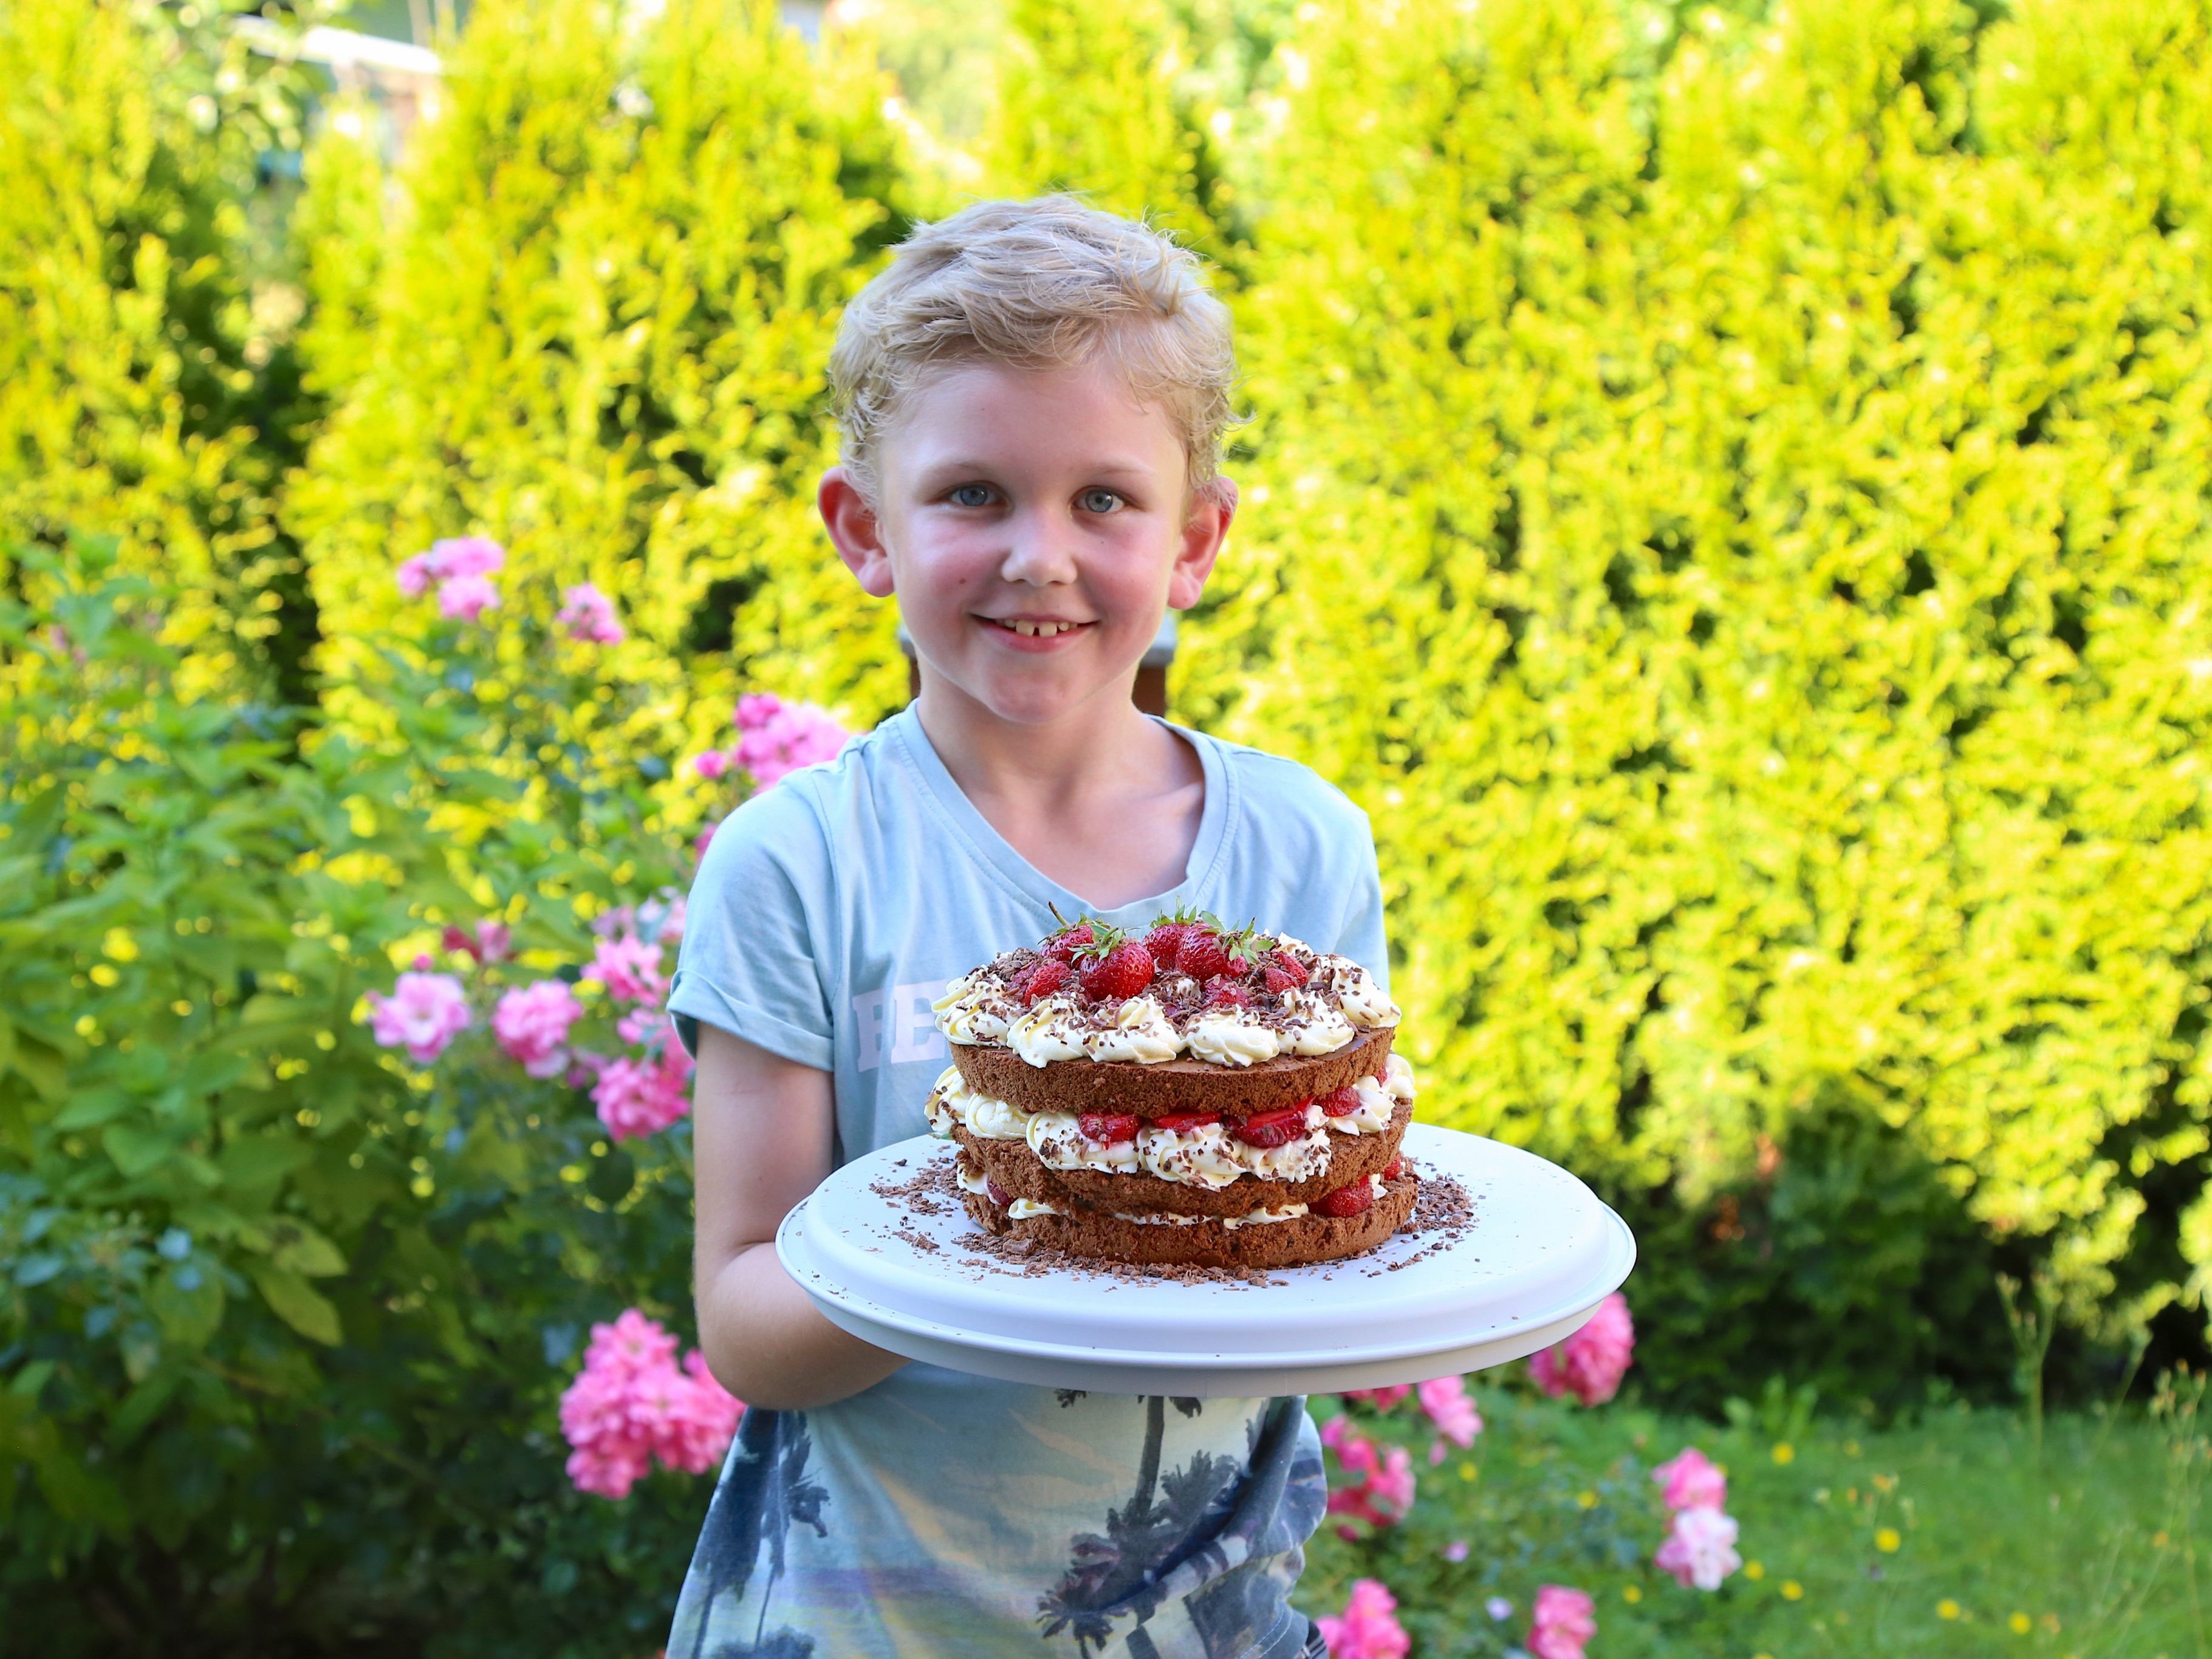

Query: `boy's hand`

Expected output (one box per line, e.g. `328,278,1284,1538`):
693,1024,909,1409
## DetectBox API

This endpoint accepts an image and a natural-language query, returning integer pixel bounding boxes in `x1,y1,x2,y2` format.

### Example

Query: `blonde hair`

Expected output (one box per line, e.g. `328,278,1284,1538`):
828,196,1239,503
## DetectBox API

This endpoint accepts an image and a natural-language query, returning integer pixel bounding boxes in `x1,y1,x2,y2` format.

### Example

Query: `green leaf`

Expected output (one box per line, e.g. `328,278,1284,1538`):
53,1086,131,1132
216,1135,313,1211
148,1262,226,1348
180,1048,249,1097
101,1120,174,1178
108,1367,184,1449
7,1034,66,1105
252,1265,341,1346
270,1222,347,1278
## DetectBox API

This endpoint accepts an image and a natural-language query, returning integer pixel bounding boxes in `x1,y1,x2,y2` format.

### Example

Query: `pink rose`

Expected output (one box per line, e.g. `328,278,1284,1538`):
587,934,665,1005
365,970,471,1063
1652,1445,1726,1512
592,1041,695,1141
558,1310,742,1499
442,920,512,963
1321,1416,1416,1538
1531,1291,1634,1406
1530,1585,1597,1659
1314,1578,1409,1659
730,693,849,787
692,750,734,781
493,980,585,1078
1655,1505,1742,1590
429,535,505,578
1418,1374,1482,1451
437,572,500,621
1340,1384,1412,1412
397,535,505,601
556,582,625,644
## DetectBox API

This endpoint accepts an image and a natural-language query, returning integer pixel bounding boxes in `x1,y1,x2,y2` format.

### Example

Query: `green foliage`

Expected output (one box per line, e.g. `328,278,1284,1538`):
286,0,916,759
985,0,1243,265
1298,1381,2210,1657
1181,0,2212,1382
0,1,327,707
0,535,716,1655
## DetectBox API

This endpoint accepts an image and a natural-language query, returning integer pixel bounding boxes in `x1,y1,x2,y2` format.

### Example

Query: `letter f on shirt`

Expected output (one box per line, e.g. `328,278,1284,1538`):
852,980,948,1072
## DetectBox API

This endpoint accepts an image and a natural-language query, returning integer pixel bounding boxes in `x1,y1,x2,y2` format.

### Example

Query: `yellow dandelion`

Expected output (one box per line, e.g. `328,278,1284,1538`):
1939,1600,1961,1620
1459,1462,1477,1482
1745,1561,1766,1581
1782,1580,1804,1601
1873,1473,1897,1492
1875,1527,1902,1553
1623,1585,1643,1604
2010,1612,2032,1635
1577,1489,1599,1510
2152,1530,2169,1547
1773,1442,1796,1465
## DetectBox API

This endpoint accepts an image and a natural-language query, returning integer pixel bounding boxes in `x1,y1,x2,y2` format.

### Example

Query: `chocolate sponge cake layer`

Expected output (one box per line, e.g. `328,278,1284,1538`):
951,1098,1412,1219
950,1025,1396,1118
959,1168,1421,1270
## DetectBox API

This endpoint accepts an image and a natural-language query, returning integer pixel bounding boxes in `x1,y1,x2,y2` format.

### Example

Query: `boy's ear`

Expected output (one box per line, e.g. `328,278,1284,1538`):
819,467,895,598
1166,475,1237,611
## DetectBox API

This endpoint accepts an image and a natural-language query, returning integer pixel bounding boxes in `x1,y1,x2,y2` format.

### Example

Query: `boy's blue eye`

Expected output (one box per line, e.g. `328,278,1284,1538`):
949,484,993,508
1078,488,1121,514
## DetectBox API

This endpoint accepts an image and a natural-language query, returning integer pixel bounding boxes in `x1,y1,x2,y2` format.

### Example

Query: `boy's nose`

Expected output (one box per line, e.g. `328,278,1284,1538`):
997,507,1083,586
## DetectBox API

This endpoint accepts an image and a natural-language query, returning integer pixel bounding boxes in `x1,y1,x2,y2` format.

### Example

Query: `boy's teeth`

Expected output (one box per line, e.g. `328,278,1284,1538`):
1005,620,1075,637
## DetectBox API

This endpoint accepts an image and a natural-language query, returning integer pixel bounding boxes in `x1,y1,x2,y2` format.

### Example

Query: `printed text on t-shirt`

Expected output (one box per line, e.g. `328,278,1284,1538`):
852,980,949,1072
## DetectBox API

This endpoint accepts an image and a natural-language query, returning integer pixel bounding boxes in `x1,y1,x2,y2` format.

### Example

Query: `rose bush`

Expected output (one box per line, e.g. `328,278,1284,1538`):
0,533,791,1656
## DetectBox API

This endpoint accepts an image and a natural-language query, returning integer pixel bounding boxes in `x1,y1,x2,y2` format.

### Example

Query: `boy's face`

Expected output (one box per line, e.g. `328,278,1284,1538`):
820,357,1233,728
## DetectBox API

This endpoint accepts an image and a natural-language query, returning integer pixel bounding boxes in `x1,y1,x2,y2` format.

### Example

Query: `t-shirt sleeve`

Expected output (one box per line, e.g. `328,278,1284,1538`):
1329,802,1391,994
668,781,836,1070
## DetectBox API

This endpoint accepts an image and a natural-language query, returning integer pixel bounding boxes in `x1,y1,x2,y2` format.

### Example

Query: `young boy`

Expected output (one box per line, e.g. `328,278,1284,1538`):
666,197,1389,1658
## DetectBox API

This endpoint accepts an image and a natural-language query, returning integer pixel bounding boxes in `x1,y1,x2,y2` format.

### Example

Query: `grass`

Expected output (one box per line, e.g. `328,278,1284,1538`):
1295,1372,2208,1658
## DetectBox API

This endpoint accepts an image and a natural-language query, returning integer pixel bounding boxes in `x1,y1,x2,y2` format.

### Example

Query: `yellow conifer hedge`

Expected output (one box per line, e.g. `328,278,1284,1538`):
1176,0,2212,1360
285,0,914,753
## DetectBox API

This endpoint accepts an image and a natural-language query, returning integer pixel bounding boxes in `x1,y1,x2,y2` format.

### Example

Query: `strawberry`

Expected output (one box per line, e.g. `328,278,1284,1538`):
1078,1112,1140,1144
1045,921,1095,962
1149,1110,1221,1134
1230,1106,1311,1148
1142,920,1188,972
1077,931,1156,1001
1262,964,1300,994
1204,979,1252,1010
1177,928,1231,981
1312,1180,1374,1219
1016,957,1070,1005
1317,1086,1362,1117
1382,1157,1404,1180
985,1177,1012,1207
1268,949,1309,987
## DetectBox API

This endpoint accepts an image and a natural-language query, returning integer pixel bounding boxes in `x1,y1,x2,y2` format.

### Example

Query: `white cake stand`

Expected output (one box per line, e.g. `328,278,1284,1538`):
776,1123,1635,1396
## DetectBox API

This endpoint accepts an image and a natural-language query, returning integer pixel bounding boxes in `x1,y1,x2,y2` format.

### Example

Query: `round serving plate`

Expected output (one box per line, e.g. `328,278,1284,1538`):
776,1122,1635,1397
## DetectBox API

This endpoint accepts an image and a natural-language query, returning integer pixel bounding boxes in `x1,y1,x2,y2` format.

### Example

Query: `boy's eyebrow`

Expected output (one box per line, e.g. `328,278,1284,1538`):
916,456,1164,482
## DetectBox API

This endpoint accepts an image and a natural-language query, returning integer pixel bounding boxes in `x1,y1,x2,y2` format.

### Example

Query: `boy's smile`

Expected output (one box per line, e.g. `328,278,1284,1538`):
820,357,1233,730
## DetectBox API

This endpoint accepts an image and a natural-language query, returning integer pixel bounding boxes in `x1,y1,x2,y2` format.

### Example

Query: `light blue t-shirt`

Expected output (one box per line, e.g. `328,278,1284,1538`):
666,704,1389,1659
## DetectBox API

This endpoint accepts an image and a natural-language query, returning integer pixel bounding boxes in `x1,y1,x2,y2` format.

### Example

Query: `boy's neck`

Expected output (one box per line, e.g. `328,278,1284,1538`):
914,672,1173,804
912,671,1207,910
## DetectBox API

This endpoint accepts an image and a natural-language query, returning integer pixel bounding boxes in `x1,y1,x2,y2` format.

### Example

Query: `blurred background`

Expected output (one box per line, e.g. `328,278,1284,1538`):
3,1,2208,1654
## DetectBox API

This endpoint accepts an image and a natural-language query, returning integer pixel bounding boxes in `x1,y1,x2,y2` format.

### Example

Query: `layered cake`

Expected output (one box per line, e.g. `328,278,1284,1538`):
926,914,1419,1268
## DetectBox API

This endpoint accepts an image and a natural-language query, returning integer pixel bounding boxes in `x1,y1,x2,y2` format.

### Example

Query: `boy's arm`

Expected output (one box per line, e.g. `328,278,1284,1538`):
692,1022,909,1410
